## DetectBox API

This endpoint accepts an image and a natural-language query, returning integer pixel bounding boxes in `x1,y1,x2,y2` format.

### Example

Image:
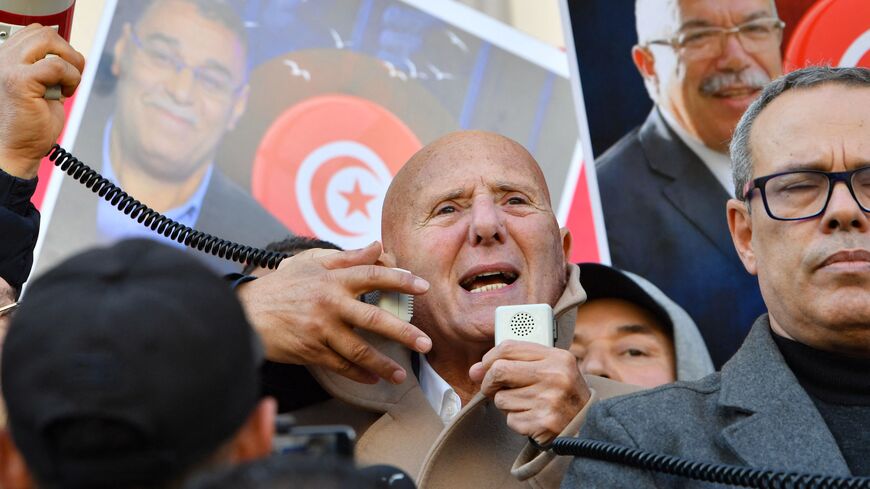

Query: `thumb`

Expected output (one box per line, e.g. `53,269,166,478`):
468,361,486,383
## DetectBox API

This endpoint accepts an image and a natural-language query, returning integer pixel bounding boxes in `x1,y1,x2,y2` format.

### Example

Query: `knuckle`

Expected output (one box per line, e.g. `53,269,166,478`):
505,415,525,435
312,290,333,309
544,364,575,388
493,391,507,408
397,322,413,341
347,341,372,364
364,265,384,284
360,304,382,329
334,358,354,373
490,360,509,383
555,348,575,362
296,341,319,361
45,58,65,76
33,26,55,44
552,370,572,388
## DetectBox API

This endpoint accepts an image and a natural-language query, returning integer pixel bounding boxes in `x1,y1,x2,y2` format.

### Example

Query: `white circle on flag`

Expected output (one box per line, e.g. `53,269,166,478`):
295,140,393,249
839,29,870,67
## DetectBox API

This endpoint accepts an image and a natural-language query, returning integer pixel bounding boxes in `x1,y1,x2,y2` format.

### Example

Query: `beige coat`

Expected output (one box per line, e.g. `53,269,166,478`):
295,264,641,489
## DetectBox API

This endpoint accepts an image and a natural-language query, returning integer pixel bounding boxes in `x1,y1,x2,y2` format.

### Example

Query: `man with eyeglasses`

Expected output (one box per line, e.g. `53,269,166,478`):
595,0,784,368
36,0,288,275
564,66,870,487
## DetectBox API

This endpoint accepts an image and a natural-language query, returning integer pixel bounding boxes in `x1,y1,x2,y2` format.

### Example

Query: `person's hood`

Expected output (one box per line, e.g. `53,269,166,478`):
578,263,714,381
308,264,587,411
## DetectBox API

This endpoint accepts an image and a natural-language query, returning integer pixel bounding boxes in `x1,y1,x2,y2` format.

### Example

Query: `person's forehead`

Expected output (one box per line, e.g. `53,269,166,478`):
136,1,246,65
576,299,666,337
409,138,547,196
676,0,773,26
751,85,870,173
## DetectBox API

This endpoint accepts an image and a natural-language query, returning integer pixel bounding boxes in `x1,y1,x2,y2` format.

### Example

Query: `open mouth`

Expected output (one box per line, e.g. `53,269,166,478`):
460,270,519,294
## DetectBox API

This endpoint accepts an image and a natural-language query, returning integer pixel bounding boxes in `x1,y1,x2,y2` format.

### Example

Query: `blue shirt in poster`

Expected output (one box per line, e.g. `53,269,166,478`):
96,118,213,249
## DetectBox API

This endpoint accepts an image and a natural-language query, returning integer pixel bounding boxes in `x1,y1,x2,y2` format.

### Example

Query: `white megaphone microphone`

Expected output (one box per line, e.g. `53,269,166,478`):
0,0,76,99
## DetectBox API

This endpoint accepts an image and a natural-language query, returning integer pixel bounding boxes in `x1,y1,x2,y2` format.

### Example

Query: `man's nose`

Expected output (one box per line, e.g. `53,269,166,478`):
821,181,869,232
715,31,752,72
468,198,506,246
579,351,615,381
165,66,196,104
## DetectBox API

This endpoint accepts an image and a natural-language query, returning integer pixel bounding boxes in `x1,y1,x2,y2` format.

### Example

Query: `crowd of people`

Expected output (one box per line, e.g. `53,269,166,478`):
0,0,868,488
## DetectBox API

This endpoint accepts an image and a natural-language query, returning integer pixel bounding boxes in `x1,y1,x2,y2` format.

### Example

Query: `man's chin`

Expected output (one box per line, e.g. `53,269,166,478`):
451,305,498,339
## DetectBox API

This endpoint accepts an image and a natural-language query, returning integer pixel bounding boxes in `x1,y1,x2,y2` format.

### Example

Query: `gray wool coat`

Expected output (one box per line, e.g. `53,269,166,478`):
562,315,855,488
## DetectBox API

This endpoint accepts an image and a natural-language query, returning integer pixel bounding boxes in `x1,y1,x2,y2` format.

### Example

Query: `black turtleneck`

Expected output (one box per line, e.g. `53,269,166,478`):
771,330,870,476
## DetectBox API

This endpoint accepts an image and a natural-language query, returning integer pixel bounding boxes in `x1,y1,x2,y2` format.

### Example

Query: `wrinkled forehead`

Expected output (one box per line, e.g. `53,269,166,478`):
750,85,870,174
381,132,553,245
409,137,549,200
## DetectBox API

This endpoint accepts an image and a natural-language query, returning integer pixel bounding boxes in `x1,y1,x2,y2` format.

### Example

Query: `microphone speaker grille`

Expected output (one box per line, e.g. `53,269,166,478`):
510,312,535,337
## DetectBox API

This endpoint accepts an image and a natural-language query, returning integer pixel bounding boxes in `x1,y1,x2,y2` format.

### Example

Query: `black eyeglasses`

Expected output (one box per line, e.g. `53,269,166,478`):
742,167,870,220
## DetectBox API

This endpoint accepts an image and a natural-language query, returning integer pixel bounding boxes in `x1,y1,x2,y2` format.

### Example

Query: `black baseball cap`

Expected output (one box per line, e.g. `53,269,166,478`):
1,239,263,488
577,263,674,334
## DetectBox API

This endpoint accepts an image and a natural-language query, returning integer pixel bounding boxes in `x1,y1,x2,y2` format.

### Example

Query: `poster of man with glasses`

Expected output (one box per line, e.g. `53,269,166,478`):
593,0,784,368
35,0,289,275
34,0,593,277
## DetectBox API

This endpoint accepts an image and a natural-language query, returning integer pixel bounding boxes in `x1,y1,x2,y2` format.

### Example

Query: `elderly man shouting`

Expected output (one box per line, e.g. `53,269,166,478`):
287,132,644,488
564,66,870,487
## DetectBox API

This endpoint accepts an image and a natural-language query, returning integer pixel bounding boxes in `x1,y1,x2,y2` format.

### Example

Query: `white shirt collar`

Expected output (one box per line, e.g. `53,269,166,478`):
659,107,735,197
418,354,462,424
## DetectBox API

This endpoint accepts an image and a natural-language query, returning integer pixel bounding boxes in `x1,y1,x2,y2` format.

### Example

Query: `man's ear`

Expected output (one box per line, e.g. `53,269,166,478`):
227,397,276,464
631,45,658,89
0,429,35,489
112,23,132,77
559,227,573,264
726,199,757,275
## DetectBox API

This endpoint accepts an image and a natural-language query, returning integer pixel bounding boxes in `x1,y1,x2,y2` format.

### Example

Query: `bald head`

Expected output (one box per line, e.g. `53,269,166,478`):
382,131,552,251
378,130,570,350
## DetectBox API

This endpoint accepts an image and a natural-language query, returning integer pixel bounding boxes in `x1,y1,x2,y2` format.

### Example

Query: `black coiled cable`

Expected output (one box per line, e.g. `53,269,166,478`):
48,144,289,269
551,437,870,489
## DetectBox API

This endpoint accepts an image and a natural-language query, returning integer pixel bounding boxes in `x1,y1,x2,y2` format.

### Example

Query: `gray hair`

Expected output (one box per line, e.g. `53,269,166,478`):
730,66,870,201
635,0,679,45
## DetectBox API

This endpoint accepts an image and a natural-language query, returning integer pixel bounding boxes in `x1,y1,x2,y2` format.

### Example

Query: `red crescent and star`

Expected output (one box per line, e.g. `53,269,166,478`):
339,179,377,219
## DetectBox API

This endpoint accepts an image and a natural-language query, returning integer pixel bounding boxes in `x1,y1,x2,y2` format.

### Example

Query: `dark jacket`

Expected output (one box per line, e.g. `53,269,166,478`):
0,169,39,289
596,108,766,367
37,168,289,276
562,315,854,488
